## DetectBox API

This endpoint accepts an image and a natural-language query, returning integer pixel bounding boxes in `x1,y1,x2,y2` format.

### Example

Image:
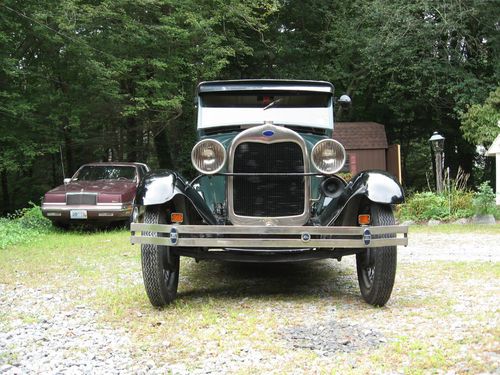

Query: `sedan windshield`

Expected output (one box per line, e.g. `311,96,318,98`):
74,166,136,181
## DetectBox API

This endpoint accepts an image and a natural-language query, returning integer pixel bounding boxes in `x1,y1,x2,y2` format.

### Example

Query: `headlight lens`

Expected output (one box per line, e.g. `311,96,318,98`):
191,139,226,174
311,139,346,174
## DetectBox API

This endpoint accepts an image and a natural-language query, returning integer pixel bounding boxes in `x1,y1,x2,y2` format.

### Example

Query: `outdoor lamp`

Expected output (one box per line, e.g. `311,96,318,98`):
429,131,445,153
429,131,445,193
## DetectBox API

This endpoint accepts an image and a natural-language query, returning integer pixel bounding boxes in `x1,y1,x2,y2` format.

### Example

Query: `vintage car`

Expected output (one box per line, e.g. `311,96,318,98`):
42,162,150,227
131,80,408,307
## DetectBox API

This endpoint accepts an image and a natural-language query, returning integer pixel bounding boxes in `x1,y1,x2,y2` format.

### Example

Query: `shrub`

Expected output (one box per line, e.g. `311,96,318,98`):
398,190,474,222
0,204,53,249
473,181,496,215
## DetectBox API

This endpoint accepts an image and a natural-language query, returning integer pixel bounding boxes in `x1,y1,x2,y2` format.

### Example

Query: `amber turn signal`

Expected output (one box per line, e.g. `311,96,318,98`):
358,214,370,225
171,213,184,223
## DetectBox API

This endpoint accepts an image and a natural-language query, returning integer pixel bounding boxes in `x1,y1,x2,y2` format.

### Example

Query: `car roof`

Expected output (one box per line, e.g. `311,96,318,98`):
80,162,148,169
197,79,334,95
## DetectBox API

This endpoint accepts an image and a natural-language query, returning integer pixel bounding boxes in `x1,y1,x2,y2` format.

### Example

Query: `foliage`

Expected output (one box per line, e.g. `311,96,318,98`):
0,204,53,249
0,0,499,212
461,87,500,147
398,190,474,222
473,181,497,215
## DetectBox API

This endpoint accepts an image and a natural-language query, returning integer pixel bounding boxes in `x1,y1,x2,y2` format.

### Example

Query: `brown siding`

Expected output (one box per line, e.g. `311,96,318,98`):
347,149,386,172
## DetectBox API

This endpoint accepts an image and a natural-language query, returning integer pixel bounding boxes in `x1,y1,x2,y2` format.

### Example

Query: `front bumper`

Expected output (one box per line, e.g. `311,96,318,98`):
42,203,132,221
130,223,408,249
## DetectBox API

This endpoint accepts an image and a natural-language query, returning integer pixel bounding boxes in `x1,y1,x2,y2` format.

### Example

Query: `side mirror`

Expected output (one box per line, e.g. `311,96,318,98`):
64,178,71,185
338,94,352,109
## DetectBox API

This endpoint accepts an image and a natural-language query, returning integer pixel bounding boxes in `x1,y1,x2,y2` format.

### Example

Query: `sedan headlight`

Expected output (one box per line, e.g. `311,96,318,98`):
311,139,346,174
191,139,226,174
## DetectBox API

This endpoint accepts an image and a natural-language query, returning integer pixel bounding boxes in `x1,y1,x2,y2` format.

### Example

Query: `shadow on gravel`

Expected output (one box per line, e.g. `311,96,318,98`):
178,259,360,302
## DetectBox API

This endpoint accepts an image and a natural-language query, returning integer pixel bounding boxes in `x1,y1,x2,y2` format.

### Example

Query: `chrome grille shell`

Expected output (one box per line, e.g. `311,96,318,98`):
227,123,310,226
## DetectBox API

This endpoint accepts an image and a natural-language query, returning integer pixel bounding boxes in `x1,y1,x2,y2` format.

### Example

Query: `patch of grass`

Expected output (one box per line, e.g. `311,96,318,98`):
0,205,54,249
409,223,500,234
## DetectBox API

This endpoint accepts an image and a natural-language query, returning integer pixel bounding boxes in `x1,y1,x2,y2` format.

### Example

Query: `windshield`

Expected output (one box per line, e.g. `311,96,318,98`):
198,91,333,130
201,92,330,108
73,166,136,181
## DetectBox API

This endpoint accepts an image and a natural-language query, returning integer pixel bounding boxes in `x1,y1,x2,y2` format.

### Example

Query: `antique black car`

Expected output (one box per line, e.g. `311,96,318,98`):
131,80,408,307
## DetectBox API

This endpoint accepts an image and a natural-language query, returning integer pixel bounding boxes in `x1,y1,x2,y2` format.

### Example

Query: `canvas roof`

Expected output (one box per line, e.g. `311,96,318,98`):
333,122,388,150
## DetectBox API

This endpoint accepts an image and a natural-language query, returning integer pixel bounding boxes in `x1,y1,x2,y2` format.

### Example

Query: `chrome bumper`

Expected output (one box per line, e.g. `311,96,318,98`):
42,203,132,218
130,223,408,249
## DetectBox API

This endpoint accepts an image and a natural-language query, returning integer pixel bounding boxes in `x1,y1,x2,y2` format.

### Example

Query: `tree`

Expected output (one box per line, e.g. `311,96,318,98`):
461,87,500,147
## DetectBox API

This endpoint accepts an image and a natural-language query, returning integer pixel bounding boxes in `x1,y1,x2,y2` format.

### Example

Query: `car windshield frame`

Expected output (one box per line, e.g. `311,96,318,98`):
72,165,137,182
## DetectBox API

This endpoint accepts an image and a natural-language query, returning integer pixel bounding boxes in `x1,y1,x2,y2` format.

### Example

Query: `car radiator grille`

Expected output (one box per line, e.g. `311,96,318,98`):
66,193,97,205
233,142,305,217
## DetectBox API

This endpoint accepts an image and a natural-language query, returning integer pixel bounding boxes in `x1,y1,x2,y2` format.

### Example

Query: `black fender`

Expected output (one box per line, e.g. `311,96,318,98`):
135,170,217,225
319,170,404,226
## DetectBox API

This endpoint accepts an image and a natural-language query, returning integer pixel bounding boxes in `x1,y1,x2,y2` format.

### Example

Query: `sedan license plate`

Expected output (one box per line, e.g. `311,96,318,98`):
70,210,88,219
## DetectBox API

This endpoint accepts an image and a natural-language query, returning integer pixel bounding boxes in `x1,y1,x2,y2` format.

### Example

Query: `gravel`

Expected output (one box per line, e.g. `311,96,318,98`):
1,230,498,374
280,321,384,355
399,232,500,262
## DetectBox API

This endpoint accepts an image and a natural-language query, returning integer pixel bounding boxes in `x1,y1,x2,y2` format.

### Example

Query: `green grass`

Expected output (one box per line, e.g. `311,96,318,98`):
409,223,500,234
0,228,499,373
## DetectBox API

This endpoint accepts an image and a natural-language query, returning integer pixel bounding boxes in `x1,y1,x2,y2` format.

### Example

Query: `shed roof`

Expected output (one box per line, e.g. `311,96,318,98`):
333,122,388,150
486,134,500,156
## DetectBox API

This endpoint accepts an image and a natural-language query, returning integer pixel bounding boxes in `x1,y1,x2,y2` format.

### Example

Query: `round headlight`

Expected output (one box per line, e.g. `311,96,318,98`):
311,139,346,174
191,139,226,174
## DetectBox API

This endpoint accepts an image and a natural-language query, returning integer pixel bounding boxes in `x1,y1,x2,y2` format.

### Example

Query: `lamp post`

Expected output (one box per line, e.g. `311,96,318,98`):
429,131,445,193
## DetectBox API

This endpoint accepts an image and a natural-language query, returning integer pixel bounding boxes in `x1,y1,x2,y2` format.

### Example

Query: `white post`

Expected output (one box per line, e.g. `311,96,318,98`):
486,133,500,206
496,153,500,206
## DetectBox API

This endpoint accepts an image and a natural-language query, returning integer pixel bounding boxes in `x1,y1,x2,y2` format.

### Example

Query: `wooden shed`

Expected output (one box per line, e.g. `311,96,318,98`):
333,122,402,183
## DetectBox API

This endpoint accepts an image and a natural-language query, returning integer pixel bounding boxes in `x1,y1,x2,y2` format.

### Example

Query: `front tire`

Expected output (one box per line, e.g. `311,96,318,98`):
356,203,397,307
141,205,180,307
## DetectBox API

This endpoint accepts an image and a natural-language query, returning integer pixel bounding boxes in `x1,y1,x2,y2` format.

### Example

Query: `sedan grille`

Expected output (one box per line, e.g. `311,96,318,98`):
66,193,97,205
232,142,304,217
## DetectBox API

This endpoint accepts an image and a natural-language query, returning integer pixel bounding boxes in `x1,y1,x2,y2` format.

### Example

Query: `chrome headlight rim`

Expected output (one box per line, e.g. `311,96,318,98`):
191,139,227,175
311,139,346,175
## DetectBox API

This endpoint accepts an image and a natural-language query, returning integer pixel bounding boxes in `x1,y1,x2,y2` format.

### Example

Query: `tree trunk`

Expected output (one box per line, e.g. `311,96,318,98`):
126,117,138,162
1,170,9,215
153,127,173,169
63,125,74,175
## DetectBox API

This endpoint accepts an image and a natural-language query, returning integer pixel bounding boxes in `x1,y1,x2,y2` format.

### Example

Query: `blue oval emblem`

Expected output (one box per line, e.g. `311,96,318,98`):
363,228,371,246
170,227,178,245
262,130,274,137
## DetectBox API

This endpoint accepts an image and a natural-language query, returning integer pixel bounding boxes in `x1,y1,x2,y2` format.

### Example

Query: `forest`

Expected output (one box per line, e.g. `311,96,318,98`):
0,0,498,214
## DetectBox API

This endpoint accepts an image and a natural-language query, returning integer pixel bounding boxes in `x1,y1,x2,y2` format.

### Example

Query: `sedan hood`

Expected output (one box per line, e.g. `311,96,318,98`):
47,180,136,195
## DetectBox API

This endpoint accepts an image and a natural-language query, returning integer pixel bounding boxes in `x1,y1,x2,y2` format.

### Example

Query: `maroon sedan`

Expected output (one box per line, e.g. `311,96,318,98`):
42,162,150,227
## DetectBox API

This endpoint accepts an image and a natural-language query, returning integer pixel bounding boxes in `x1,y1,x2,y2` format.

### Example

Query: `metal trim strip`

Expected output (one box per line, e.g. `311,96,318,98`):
130,235,408,248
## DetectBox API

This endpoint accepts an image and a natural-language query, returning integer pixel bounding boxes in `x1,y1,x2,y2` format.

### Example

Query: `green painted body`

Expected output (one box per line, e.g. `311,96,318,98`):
193,130,330,217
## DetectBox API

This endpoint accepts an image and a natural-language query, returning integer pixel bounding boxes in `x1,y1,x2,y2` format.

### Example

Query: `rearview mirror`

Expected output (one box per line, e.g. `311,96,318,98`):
64,178,71,185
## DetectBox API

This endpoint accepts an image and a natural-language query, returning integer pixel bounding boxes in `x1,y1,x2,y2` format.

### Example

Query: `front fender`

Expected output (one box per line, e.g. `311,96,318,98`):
348,170,404,205
135,170,217,225
319,170,404,226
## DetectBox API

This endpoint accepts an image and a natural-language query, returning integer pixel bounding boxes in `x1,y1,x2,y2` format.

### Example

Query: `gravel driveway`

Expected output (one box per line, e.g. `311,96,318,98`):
1,231,499,374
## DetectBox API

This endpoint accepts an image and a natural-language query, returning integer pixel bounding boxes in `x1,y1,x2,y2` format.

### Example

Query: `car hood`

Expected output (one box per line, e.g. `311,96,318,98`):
46,180,136,195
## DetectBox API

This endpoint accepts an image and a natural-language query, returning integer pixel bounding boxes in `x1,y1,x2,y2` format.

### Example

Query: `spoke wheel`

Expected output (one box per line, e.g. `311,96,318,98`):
356,203,397,307
141,205,180,307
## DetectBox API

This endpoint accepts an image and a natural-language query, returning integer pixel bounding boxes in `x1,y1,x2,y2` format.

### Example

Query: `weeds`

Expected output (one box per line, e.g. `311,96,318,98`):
473,181,497,215
398,190,474,222
0,204,53,249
